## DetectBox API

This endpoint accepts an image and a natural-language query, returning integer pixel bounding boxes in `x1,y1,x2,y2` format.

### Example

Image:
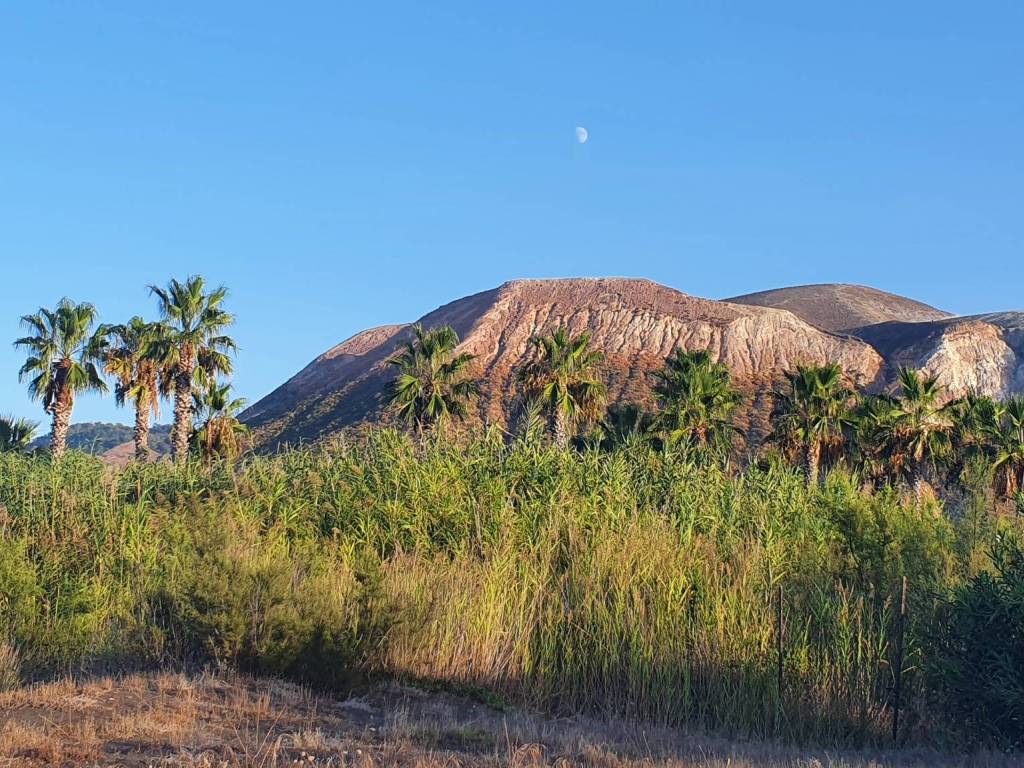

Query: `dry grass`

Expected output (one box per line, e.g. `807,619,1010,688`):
0,673,1011,768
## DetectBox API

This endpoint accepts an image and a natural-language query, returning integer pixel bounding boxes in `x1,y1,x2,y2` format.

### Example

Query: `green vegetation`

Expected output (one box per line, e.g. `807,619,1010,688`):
191,379,248,459
386,323,477,434
14,298,108,458
12,275,240,463
517,327,605,448
6,286,1024,751
651,348,741,459
27,422,172,456
101,316,173,461
0,436,1020,749
770,363,855,485
932,534,1024,748
0,415,37,453
148,275,237,462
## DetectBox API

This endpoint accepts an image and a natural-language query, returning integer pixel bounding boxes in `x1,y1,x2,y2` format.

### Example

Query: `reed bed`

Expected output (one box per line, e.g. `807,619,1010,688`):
0,431,1015,748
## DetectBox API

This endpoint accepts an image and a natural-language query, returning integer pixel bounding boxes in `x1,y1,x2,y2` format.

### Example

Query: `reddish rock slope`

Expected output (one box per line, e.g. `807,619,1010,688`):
243,279,885,448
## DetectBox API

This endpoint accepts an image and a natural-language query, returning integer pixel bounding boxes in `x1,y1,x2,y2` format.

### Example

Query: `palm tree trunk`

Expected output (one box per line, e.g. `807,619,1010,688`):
134,399,152,462
1005,465,1020,500
553,410,568,449
50,384,73,460
910,462,927,504
171,363,194,463
805,441,821,486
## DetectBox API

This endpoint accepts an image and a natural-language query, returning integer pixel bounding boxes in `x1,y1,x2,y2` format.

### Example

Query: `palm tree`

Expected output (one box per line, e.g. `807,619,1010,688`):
589,402,655,451
0,415,38,453
889,368,953,498
14,299,108,458
149,276,236,462
993,397,1024,499
770,363,855,485
516,327,605,448
192,379,249,459
651,348,740,459
102,317,172,462
387,324,477,434
945,392,1001,485
948,393,1000,458
854,393,904,486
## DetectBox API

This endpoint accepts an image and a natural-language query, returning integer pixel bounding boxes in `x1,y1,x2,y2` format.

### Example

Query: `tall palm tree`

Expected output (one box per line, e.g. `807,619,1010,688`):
192,379,249,459
14,299,108,458
993,397,1024,499
387,324,477,434
770,363,855,485
516,327,605,448
0,415,38,453
651,348,741,459
102,317,172,462
149,276,236,462
889,368,953,498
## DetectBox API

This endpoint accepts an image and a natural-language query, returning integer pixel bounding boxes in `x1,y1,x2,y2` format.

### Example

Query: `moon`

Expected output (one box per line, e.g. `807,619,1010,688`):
575,126,589,144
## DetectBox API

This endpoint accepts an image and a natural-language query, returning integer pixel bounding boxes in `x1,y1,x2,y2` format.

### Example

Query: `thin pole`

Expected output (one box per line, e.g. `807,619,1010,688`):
892,575,908,744
777,583,785,715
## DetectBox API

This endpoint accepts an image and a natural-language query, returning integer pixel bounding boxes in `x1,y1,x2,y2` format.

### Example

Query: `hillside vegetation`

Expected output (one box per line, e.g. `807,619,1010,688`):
2,434,1022,750
28,421,171,456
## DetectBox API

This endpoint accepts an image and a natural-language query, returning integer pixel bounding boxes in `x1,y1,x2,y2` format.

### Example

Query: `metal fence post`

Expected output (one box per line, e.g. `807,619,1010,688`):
892,575,908,743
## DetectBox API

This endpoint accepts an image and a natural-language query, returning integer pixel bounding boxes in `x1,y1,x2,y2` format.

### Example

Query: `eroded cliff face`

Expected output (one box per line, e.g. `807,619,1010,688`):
242,278,1024,450
851,313,1024,400
450,280,884,433
244,278,884,448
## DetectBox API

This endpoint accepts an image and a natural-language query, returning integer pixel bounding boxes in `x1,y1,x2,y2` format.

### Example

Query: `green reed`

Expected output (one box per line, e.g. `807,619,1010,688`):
0,430,1012,746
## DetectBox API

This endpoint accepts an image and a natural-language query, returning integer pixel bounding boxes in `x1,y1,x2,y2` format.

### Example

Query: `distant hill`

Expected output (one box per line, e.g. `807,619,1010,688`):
243,278,884,449
724,284,952,333
30,422,172,455
243,278,1024,452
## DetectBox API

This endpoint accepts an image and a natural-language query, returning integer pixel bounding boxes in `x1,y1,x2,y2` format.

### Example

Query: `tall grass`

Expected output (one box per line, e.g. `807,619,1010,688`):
0,431,1013,746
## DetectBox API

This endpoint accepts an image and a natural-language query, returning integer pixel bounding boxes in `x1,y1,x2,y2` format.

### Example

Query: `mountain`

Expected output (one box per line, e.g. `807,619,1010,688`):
243,278,885,449
29,422,172,456
243,278,1024,451
725,284,952,333
849,312,1024,398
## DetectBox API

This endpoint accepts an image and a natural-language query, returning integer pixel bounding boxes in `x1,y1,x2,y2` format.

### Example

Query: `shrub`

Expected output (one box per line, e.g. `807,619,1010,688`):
147,507,387,690
931,534,1024,747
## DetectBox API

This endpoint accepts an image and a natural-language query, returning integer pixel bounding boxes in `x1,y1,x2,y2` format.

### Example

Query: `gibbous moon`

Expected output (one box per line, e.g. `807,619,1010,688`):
575,126,589,144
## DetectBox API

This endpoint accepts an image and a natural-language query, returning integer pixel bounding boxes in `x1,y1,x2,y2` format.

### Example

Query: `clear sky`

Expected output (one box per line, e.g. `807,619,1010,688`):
2,2,1022,425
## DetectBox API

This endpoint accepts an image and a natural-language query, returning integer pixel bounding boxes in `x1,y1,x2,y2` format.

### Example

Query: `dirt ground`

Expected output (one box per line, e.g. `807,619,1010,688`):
0,673,1014,767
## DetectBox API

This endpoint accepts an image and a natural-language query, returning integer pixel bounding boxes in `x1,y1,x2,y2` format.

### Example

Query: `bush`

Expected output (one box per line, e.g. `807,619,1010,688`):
147,508,387,690
932,534,1024,747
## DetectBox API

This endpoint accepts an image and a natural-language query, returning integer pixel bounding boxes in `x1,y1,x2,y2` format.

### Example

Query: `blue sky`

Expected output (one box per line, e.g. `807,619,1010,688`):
2,2,1022,425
